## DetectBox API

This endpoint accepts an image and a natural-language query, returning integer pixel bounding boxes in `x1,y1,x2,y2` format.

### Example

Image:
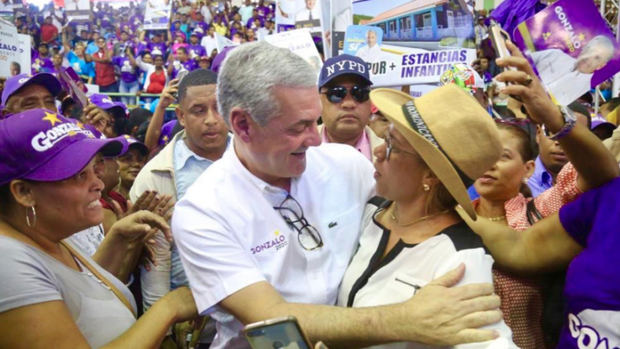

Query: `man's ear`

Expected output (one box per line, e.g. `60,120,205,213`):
230,107,253,142
175,106,186,128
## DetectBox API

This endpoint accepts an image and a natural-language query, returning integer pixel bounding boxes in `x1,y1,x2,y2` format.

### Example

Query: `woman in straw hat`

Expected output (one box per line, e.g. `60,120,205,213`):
0,109,198,348
337,82,518,348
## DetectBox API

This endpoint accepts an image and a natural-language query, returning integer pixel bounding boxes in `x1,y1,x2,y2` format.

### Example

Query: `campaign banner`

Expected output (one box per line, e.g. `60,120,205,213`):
264,28,323,74
330,0,353,58
352,0,476,87
0,29,31,78
65,0,91,22
512,0,620,105
343,25,383,63
144,0,172,30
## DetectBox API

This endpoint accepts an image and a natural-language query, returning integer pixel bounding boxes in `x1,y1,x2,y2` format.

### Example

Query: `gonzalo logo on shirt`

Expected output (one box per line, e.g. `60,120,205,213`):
251,231,288,255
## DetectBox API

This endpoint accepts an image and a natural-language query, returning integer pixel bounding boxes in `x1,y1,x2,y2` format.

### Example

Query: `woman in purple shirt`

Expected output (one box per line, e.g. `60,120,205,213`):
113,46,140,106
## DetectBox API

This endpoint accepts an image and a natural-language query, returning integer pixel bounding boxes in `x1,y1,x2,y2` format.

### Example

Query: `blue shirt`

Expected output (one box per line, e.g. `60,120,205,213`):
67,51,95,78
527,156,554,198
170,134,230,289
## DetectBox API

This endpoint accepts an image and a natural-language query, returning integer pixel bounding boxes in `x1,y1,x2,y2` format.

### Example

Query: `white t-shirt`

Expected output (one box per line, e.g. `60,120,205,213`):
201,35,217,56
172,142,375,349
337,203,518,349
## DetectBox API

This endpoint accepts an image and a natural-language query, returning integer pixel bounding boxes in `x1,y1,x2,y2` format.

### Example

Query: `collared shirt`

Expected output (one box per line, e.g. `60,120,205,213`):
171,134,230,290
320,126,372,161
172,142,375,349
173,134,231,201
527,156,554,198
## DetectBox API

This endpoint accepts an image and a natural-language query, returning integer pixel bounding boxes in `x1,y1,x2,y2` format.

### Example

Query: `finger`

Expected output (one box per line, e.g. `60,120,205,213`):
136,210,171,239
496,56,536,77
451,328,500,345
453,283,496,301
498,83,532,99
135,190,157,211
156,195,173,210
133,190,152,209
505,40,525,59
427,264,466,287
110,199,124,219
146,194,162,211
494,69,534,85
454,294,501,317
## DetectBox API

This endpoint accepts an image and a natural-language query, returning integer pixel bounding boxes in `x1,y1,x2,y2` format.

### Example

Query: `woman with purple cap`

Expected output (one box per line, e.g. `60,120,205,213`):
0,109,198,348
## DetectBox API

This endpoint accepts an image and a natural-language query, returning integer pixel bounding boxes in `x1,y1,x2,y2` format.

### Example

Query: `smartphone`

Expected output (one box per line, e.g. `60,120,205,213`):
489,23,512,64
244,316,312,349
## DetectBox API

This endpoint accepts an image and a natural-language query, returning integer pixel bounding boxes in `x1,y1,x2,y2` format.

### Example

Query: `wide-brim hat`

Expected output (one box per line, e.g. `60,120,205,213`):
370,85,502,220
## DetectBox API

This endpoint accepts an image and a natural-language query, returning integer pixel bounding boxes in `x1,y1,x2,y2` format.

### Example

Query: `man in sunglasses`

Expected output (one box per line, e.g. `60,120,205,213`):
318,54,383,161
172,42,501,349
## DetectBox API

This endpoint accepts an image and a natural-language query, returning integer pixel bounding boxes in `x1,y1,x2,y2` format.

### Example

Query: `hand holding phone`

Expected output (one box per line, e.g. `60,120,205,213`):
244,316,312,349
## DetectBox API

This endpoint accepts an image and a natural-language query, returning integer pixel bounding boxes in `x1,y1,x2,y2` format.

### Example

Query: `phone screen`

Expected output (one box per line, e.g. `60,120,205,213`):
245,320,311,349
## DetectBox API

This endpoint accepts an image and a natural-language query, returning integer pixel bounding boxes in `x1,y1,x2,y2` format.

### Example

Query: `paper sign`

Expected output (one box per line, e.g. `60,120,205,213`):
0,28,31,78
144,0,172,30
512,0,620,105
264,28,323,74
351,0,477,87
65,0,91,22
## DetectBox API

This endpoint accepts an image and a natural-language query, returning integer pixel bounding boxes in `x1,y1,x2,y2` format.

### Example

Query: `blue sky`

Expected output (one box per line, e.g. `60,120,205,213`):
352,0,413,17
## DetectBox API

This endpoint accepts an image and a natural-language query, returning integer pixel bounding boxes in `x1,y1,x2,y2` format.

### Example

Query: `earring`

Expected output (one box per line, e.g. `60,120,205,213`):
26,206,37,228
423,183,430,192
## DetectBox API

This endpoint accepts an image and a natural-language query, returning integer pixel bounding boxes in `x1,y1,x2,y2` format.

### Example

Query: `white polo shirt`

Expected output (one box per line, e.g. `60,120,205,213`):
172,142,375,349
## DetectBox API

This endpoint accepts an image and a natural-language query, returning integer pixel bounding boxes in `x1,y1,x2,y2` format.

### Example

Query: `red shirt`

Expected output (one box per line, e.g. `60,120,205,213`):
146,70,166,94
93,49,116,87
40,23,58,43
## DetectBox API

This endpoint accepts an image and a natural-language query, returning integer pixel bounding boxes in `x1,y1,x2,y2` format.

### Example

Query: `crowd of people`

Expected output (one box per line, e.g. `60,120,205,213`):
13,0,276,101
0,1,619,349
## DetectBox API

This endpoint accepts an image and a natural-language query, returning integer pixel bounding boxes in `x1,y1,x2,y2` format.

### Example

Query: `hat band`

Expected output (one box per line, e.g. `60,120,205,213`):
401,101,474,187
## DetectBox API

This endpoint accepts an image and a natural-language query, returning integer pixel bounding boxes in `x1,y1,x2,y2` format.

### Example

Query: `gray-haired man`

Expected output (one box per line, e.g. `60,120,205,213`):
172,41,501,348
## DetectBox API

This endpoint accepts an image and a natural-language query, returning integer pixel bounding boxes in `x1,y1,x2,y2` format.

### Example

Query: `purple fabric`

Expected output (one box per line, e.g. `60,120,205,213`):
159,119,177,146
113,56,139,83
211,46,236,73
171,60,198,79
147,42,167,55
1,73,62,107
89,93,127,119
558,177,620,348
490,0,546,37
0,109,124,185
32,55,55,74
246,16,264,29
188,44,206,58
255,5,271,18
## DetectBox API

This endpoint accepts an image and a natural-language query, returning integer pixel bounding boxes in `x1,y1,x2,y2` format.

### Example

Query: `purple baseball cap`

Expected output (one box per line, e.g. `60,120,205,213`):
591,116,616,130
318,54,372,89
1,73,63,108
0,108,125,186
120,134,149,155
89,94,128,119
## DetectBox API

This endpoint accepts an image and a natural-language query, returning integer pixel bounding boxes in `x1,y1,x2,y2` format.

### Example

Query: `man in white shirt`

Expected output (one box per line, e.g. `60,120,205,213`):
356,29,382,63
200,26,218,57
295,0,320,22
238,0,254,23
172,41,502,349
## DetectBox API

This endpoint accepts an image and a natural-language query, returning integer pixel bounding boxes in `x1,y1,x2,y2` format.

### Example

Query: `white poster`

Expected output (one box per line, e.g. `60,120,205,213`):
65,0,91,22
264,28,323,75
0,29,31,78
350,0,476,87
144,0,173,30
215,32,239,53
329,0,352,58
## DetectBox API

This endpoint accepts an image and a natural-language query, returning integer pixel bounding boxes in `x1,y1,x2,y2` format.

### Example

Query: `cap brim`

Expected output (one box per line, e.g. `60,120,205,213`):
370,88,477,220
3,73,63,107
129,142,149,156
23,137,124,182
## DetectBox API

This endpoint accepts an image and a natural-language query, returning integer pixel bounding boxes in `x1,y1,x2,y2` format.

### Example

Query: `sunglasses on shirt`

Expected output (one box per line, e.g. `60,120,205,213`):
321,85,371,104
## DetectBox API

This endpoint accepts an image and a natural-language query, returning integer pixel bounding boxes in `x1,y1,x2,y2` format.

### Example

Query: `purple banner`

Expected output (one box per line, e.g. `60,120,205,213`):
512,0,620,105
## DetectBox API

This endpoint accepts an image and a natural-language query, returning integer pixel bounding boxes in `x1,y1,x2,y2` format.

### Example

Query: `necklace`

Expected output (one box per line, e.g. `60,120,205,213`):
487,215,507,222
390,204,451,227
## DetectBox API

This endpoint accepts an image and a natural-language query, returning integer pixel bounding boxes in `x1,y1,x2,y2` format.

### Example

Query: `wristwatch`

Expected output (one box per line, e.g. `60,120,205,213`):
546,105,576,141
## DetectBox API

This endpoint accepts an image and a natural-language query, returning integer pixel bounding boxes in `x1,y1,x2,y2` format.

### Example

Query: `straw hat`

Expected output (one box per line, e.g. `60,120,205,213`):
370,85,502,220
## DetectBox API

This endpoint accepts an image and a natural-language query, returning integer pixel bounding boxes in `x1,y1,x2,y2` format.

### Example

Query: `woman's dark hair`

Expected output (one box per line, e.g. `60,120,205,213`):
0,183,14,214
495,120,536,197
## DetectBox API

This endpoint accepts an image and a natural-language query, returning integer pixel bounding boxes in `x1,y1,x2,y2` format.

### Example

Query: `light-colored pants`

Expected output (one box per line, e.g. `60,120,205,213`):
119,80,140,106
